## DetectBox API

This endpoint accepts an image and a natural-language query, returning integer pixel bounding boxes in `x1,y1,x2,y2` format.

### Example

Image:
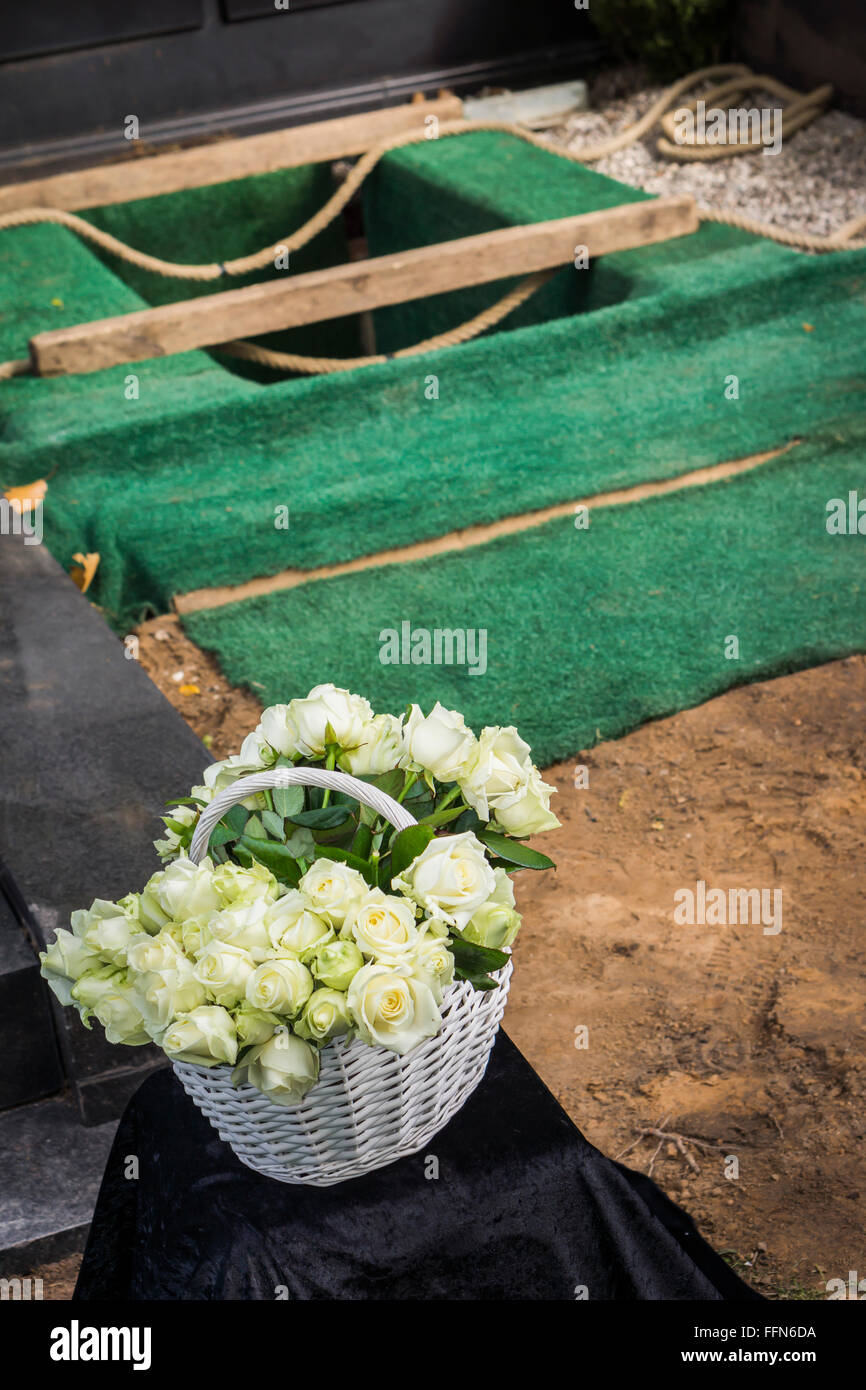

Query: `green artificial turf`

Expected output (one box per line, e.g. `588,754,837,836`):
183,418,866,768
0,133,864,633
81,163,361,363
362,129,755,350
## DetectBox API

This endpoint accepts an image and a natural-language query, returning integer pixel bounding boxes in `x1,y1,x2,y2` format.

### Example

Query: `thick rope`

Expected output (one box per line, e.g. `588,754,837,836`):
0,358,31,380
655,73,833,159
217,270,552,374
0,65,863,379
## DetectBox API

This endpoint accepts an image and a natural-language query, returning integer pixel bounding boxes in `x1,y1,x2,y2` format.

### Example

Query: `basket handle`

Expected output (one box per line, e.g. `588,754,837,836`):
189,767,418,865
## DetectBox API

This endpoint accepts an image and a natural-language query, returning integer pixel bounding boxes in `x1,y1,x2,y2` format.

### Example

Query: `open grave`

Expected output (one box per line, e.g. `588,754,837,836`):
0,91,864,1284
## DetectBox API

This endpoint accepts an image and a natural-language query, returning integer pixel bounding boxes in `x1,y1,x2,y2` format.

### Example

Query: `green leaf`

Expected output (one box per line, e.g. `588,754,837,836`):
404,779,430,801
260,809,285,838
364,769,405,801
478,829,555,870
448,934,510,976
273,784,304,818
314,846,377,887
389,824,434,882
417,803,467,829
238,835,301,887
207,823,237,849
454,967,499,991
162,816,192,837
351,823,373,859
289,805,352,830
244,814,265,840
165,796,207,808
222,805,249,836
453,808,483,835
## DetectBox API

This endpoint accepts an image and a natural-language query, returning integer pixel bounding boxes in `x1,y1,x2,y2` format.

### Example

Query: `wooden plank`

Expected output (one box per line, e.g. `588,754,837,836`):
29,196,699,377
0,96,463,215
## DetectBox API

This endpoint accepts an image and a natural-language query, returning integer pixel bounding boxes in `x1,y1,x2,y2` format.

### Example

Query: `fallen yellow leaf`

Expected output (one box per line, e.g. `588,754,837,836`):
69,552,100,593
3,478,47,513
179,683,200,696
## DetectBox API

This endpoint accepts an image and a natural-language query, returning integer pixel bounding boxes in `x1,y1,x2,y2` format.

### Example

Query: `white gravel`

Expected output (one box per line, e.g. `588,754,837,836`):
534,68,866,242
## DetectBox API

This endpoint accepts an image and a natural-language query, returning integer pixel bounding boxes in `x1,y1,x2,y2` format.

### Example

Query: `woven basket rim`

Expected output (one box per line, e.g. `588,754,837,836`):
172,965,510,1086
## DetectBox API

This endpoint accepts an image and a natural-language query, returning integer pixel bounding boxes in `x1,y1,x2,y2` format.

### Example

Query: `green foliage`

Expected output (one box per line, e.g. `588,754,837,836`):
591,0,730,79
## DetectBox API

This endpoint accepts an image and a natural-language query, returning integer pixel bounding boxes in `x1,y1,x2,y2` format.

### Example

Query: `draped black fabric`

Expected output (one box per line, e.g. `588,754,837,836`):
74,1033,760,1301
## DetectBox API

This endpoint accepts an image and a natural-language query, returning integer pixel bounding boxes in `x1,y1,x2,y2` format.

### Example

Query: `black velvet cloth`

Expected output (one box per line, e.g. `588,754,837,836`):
74,1033,760,1301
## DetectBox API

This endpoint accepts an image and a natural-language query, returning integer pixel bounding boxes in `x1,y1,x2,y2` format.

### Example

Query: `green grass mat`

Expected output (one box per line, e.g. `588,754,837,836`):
0,134,864,633
183,419,866,768
362,129,755,350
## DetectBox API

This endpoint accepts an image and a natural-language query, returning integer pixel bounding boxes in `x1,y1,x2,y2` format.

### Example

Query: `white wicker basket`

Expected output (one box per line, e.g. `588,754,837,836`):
174,768,511,1185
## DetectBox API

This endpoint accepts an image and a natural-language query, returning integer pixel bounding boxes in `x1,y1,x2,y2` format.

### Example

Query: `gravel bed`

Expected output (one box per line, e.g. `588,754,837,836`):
535,66,866,241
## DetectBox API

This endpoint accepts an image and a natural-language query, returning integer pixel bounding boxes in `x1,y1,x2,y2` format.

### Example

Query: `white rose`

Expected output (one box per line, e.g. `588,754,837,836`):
135,879,172,934
193,941,256,1007
233,1004,282,1047
154,803,196,863
39,930,102,1006
136,961,208,1035
344,888,420,963
347,963,441,1055
161,1005,238,1066
232,1031,319,1106
203,730,274,792
256,703,300,757
72,969,151,1045
208,899,272,962
489,866,516,908
392,831,496,929
70,899,136,967
154,784,214,862
298,860,369,927
311,940,365,991
402,702,478,782
338,713,405,776
410,926,456,1003
287,684,373,757
211,859,279,908
152,856,221,922
180,915,213,959
126,929,186,976
491,766,560,836
294,988,353,1044
245,957,314,1017
458,725,533,819
464,901,521,949
264,892,334,961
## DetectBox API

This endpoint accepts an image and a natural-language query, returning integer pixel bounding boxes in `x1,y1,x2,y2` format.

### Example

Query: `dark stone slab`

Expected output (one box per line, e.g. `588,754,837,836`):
0,1092,117,1274
0,879,63,1109
0,534,210,1122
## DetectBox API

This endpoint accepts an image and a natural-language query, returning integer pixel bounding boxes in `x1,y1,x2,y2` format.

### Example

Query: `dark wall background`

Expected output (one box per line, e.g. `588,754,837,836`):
735,0,866,118
0,3,860,178
0,1,599,177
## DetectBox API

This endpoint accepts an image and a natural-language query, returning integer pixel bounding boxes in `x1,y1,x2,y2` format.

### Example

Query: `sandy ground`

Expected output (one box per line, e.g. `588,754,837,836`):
130,616,866,1300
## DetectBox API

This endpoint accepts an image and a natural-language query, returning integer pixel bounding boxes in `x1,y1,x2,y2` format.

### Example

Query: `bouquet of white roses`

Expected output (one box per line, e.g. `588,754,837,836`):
40,685,559,1107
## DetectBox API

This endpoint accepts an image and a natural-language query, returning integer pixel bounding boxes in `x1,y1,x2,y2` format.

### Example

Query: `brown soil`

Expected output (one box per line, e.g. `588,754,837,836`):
132,617,866,1299
136,614,263,760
